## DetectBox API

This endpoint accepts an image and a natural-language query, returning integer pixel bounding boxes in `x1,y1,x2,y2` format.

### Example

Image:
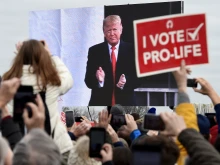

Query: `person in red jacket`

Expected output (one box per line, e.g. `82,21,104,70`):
210,124,218,145
209,116,218,145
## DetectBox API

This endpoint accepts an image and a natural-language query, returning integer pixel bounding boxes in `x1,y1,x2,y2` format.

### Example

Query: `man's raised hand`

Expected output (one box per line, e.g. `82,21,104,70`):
96,67,105,82
0,78,21,108
117,74,126,89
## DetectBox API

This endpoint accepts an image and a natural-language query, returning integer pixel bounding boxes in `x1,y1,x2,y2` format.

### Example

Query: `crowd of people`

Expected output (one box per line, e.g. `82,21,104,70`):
0,38,220,165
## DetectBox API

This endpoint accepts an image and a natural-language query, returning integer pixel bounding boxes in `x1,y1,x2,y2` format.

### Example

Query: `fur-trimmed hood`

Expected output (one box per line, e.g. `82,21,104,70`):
68,136,102,165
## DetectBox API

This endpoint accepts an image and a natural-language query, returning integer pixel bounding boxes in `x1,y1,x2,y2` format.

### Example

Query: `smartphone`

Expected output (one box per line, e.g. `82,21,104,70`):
75,116,83,122
89,127,106,158
187,79,197,88
13,85,36,122
205,113,216,117
75,116,83,125
110,114,126,127
132,144,161,165
205,113,216,118
143,114,165,131
65,111,74,128
205,113,216,128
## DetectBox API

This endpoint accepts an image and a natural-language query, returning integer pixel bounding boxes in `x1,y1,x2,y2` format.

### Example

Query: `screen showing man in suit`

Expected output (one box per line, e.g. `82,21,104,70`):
85,15,140,106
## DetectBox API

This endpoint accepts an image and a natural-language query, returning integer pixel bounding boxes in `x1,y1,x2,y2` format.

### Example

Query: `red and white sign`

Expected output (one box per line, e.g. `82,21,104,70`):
133,13,208,77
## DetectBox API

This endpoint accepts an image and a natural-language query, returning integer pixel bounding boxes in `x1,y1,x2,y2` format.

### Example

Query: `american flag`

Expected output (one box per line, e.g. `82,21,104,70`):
60,111,66,125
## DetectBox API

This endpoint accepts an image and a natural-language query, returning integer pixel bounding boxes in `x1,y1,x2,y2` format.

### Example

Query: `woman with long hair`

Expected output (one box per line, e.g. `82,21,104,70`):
3,39,73,158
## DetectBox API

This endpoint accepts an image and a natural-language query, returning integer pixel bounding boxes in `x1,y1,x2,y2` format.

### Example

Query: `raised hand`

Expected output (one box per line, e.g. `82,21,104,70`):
96,67,105,82
23,94,45,131
193,78,220,105
125,114,138,134
172,60,191,93
70,121,91,138
0,78,21,108
14,41,24,54
117,74,126,89
100,143,113,163
160,111,186,136
193,78,215,96
96,109,110,129
107,124,119,143
40,40,52,56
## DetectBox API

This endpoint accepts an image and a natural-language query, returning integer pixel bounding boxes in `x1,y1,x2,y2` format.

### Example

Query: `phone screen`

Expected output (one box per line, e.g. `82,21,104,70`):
89,127,106,158
13,86,35,122
187,79,198,88
65,111,74,128
143,114,165,131
110,114,126,127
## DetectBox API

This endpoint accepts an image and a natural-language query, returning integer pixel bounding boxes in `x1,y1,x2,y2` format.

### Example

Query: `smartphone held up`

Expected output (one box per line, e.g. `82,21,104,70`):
187,78,198,88
13,85,36,122
143,114,165,131
110,114,126,127
89,127,106,158
65,111,74,128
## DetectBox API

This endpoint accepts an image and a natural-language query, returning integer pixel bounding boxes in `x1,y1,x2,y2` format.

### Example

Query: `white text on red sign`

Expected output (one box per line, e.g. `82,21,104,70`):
142,23,204,65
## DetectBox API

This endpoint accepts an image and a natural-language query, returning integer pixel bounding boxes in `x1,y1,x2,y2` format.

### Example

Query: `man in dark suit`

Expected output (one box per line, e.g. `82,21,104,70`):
85,15,140,106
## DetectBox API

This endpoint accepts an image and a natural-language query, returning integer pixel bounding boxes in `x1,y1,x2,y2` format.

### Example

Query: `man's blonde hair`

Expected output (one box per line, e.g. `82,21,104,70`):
103,15,122,30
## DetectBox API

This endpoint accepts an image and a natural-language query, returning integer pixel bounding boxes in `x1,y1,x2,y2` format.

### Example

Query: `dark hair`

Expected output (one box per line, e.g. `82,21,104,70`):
131,113,140,121
113,147,132,165
110,104,124,115
208,116,217,128
214,135,220,153
131,135,179,165
117,125,132,147
202,134,211,141
3,39,61,90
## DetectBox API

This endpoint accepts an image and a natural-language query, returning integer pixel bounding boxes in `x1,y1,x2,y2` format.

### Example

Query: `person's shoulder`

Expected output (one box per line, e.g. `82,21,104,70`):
120,41,134,52
89,42,106,50
120,41,133,48
120,40,133,45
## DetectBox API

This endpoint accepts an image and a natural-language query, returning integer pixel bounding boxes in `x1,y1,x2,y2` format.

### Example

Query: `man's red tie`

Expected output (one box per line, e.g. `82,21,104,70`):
111,46,116,106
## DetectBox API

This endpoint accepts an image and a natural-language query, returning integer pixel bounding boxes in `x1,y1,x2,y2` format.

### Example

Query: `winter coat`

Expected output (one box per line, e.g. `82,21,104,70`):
7,56,73,154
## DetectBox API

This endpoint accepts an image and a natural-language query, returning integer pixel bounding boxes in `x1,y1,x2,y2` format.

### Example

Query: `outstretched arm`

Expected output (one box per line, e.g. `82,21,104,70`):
193,78,220,133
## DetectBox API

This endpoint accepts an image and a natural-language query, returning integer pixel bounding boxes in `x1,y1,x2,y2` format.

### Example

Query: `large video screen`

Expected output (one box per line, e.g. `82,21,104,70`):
29,1,182,106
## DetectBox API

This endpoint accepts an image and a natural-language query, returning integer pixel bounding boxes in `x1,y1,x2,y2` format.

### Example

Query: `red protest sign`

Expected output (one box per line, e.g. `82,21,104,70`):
133,13,208,77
